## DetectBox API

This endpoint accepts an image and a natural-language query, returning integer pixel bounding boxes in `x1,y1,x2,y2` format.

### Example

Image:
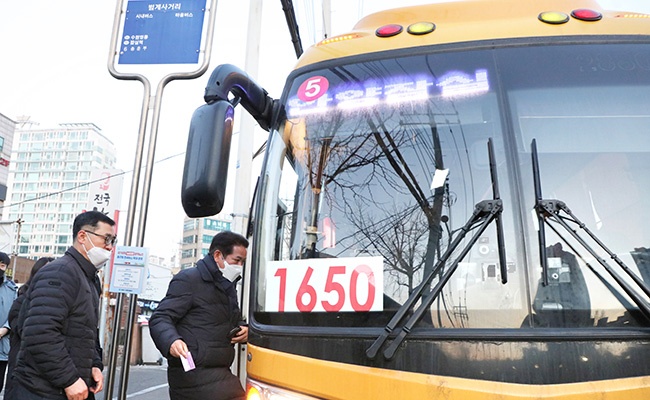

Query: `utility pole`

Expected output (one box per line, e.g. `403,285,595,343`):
232,0,262,237
322,0,332,38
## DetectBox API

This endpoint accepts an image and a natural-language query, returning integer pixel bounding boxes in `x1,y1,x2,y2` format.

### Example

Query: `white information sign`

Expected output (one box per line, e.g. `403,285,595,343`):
110,246,149,295
265,256,384,313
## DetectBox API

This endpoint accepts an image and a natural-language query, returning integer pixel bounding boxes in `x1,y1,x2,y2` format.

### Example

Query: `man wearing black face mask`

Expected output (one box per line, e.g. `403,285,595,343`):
150,231,249,400
10,211,116,400
0,251,17,394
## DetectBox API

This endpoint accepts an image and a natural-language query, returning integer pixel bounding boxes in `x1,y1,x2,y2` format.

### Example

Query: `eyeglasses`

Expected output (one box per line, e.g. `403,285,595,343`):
84,230,117,246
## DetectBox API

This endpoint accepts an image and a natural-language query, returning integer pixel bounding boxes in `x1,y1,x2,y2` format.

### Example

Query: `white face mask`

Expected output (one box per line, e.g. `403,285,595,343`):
83,239,111,269
221,258,242,282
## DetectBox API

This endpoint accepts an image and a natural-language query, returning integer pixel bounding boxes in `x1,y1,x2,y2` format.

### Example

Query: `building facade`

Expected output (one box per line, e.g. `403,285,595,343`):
5,122,118,258
179,215,232,270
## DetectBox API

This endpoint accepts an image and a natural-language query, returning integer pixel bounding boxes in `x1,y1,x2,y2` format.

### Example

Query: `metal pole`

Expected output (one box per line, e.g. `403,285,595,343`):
117,76,169,399
103,74,151,400
11,219,22,278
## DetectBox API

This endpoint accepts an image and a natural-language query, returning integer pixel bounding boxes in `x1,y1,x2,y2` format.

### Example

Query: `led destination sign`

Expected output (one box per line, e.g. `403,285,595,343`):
287,69,490,117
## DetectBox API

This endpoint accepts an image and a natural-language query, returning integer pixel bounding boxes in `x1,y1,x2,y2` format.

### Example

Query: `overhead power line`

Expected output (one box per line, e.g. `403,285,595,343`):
0,152,185,211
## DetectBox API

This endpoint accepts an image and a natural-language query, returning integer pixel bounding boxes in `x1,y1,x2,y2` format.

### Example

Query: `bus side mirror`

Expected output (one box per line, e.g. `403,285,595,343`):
181,100,234,217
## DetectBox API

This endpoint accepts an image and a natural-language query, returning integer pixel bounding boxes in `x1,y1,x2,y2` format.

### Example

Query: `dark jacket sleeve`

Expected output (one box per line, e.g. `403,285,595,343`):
8,294,24,332
21,265,81,389
148,271,195,358
94,331,104,370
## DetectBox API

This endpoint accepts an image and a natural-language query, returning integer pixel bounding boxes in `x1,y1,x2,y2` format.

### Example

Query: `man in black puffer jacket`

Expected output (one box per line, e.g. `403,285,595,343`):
150,231,249,400
10,211,116,400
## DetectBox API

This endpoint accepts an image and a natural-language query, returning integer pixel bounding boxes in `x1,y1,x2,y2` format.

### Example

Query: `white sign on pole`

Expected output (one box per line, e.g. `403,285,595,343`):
86,169,124,216
109,246,149,295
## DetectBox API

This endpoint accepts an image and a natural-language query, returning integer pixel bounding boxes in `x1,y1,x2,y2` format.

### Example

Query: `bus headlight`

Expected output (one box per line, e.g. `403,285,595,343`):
247,378,321,400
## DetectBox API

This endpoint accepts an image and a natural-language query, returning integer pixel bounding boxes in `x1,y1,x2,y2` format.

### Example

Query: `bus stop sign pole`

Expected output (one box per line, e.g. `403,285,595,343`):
106,1,218,399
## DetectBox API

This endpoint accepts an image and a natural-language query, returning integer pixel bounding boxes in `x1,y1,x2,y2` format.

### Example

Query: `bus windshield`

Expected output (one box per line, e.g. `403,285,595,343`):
254,41,650,331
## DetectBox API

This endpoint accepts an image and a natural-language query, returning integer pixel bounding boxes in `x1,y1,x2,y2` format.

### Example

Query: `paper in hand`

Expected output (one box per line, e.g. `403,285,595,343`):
181,351,196,372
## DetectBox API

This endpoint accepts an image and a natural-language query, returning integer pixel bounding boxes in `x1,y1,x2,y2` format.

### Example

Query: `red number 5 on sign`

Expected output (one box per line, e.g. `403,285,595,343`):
265,257,384,313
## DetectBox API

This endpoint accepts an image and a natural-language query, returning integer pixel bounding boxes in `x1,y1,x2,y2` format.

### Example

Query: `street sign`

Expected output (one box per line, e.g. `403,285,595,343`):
119,0,207,64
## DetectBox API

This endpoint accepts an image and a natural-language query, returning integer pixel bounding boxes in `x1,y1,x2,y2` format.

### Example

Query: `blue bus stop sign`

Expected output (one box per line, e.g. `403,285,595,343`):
119,0,207,64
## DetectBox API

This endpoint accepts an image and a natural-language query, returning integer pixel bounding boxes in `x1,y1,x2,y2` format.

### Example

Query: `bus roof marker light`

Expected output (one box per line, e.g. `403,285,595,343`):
571,9,602,21
316,33,361,46
538,11,570,25
616,13,650,19
407,22,435,35
376,24,403,38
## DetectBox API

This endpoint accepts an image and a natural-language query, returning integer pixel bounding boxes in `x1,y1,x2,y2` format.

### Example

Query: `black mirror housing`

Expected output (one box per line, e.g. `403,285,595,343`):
181,100,234,217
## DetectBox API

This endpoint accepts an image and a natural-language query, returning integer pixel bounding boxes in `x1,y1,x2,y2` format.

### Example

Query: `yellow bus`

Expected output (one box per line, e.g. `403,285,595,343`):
181,0,650,398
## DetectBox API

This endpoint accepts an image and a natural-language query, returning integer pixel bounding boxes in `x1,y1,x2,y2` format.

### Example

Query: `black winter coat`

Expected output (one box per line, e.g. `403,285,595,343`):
12,247,103,398
149,254,245,400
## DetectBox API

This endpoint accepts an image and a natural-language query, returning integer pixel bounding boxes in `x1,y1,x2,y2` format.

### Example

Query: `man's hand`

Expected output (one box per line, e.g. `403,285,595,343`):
90,367,104,393
169,339,188,358
231,326,248,344
64,377,88,400
0,327,9,338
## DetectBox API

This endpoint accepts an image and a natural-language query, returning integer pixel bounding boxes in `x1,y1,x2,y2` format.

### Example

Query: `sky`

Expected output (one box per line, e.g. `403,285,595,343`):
0,0,649,261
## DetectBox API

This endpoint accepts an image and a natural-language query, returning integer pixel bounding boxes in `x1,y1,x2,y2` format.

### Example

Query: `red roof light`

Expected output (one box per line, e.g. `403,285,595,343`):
571,9,602,21
376,24,403,38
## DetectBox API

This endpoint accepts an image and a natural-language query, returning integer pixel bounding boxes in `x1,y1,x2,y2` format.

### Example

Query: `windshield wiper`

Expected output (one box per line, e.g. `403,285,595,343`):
366,138,507,361
531,139,650,321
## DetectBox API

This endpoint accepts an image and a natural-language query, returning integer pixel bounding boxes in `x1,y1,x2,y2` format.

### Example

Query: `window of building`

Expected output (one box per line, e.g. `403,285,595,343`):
182,235,196,244
181,249,196,259
183,219,198,231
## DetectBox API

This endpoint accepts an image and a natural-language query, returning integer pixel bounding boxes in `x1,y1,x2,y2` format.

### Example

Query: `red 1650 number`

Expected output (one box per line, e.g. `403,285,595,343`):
274,265,376,312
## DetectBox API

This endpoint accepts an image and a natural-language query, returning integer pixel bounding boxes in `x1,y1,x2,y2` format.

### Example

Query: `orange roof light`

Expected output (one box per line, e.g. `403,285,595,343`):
376,24,403,38
571,9,602,21
538,11,570,24
316,33,362,46
407,22,436,35
615,13,650,19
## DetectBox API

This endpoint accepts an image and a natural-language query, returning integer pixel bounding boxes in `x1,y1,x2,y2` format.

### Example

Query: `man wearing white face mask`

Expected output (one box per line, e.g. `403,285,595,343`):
150,231,249,400
10,211,115,400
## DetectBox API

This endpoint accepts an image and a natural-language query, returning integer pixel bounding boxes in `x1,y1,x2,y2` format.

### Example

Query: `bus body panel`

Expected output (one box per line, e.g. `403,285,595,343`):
247,344,650,400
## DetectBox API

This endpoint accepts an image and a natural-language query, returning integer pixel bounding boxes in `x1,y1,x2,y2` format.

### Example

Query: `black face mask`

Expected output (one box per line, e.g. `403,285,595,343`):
0,269,5,284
